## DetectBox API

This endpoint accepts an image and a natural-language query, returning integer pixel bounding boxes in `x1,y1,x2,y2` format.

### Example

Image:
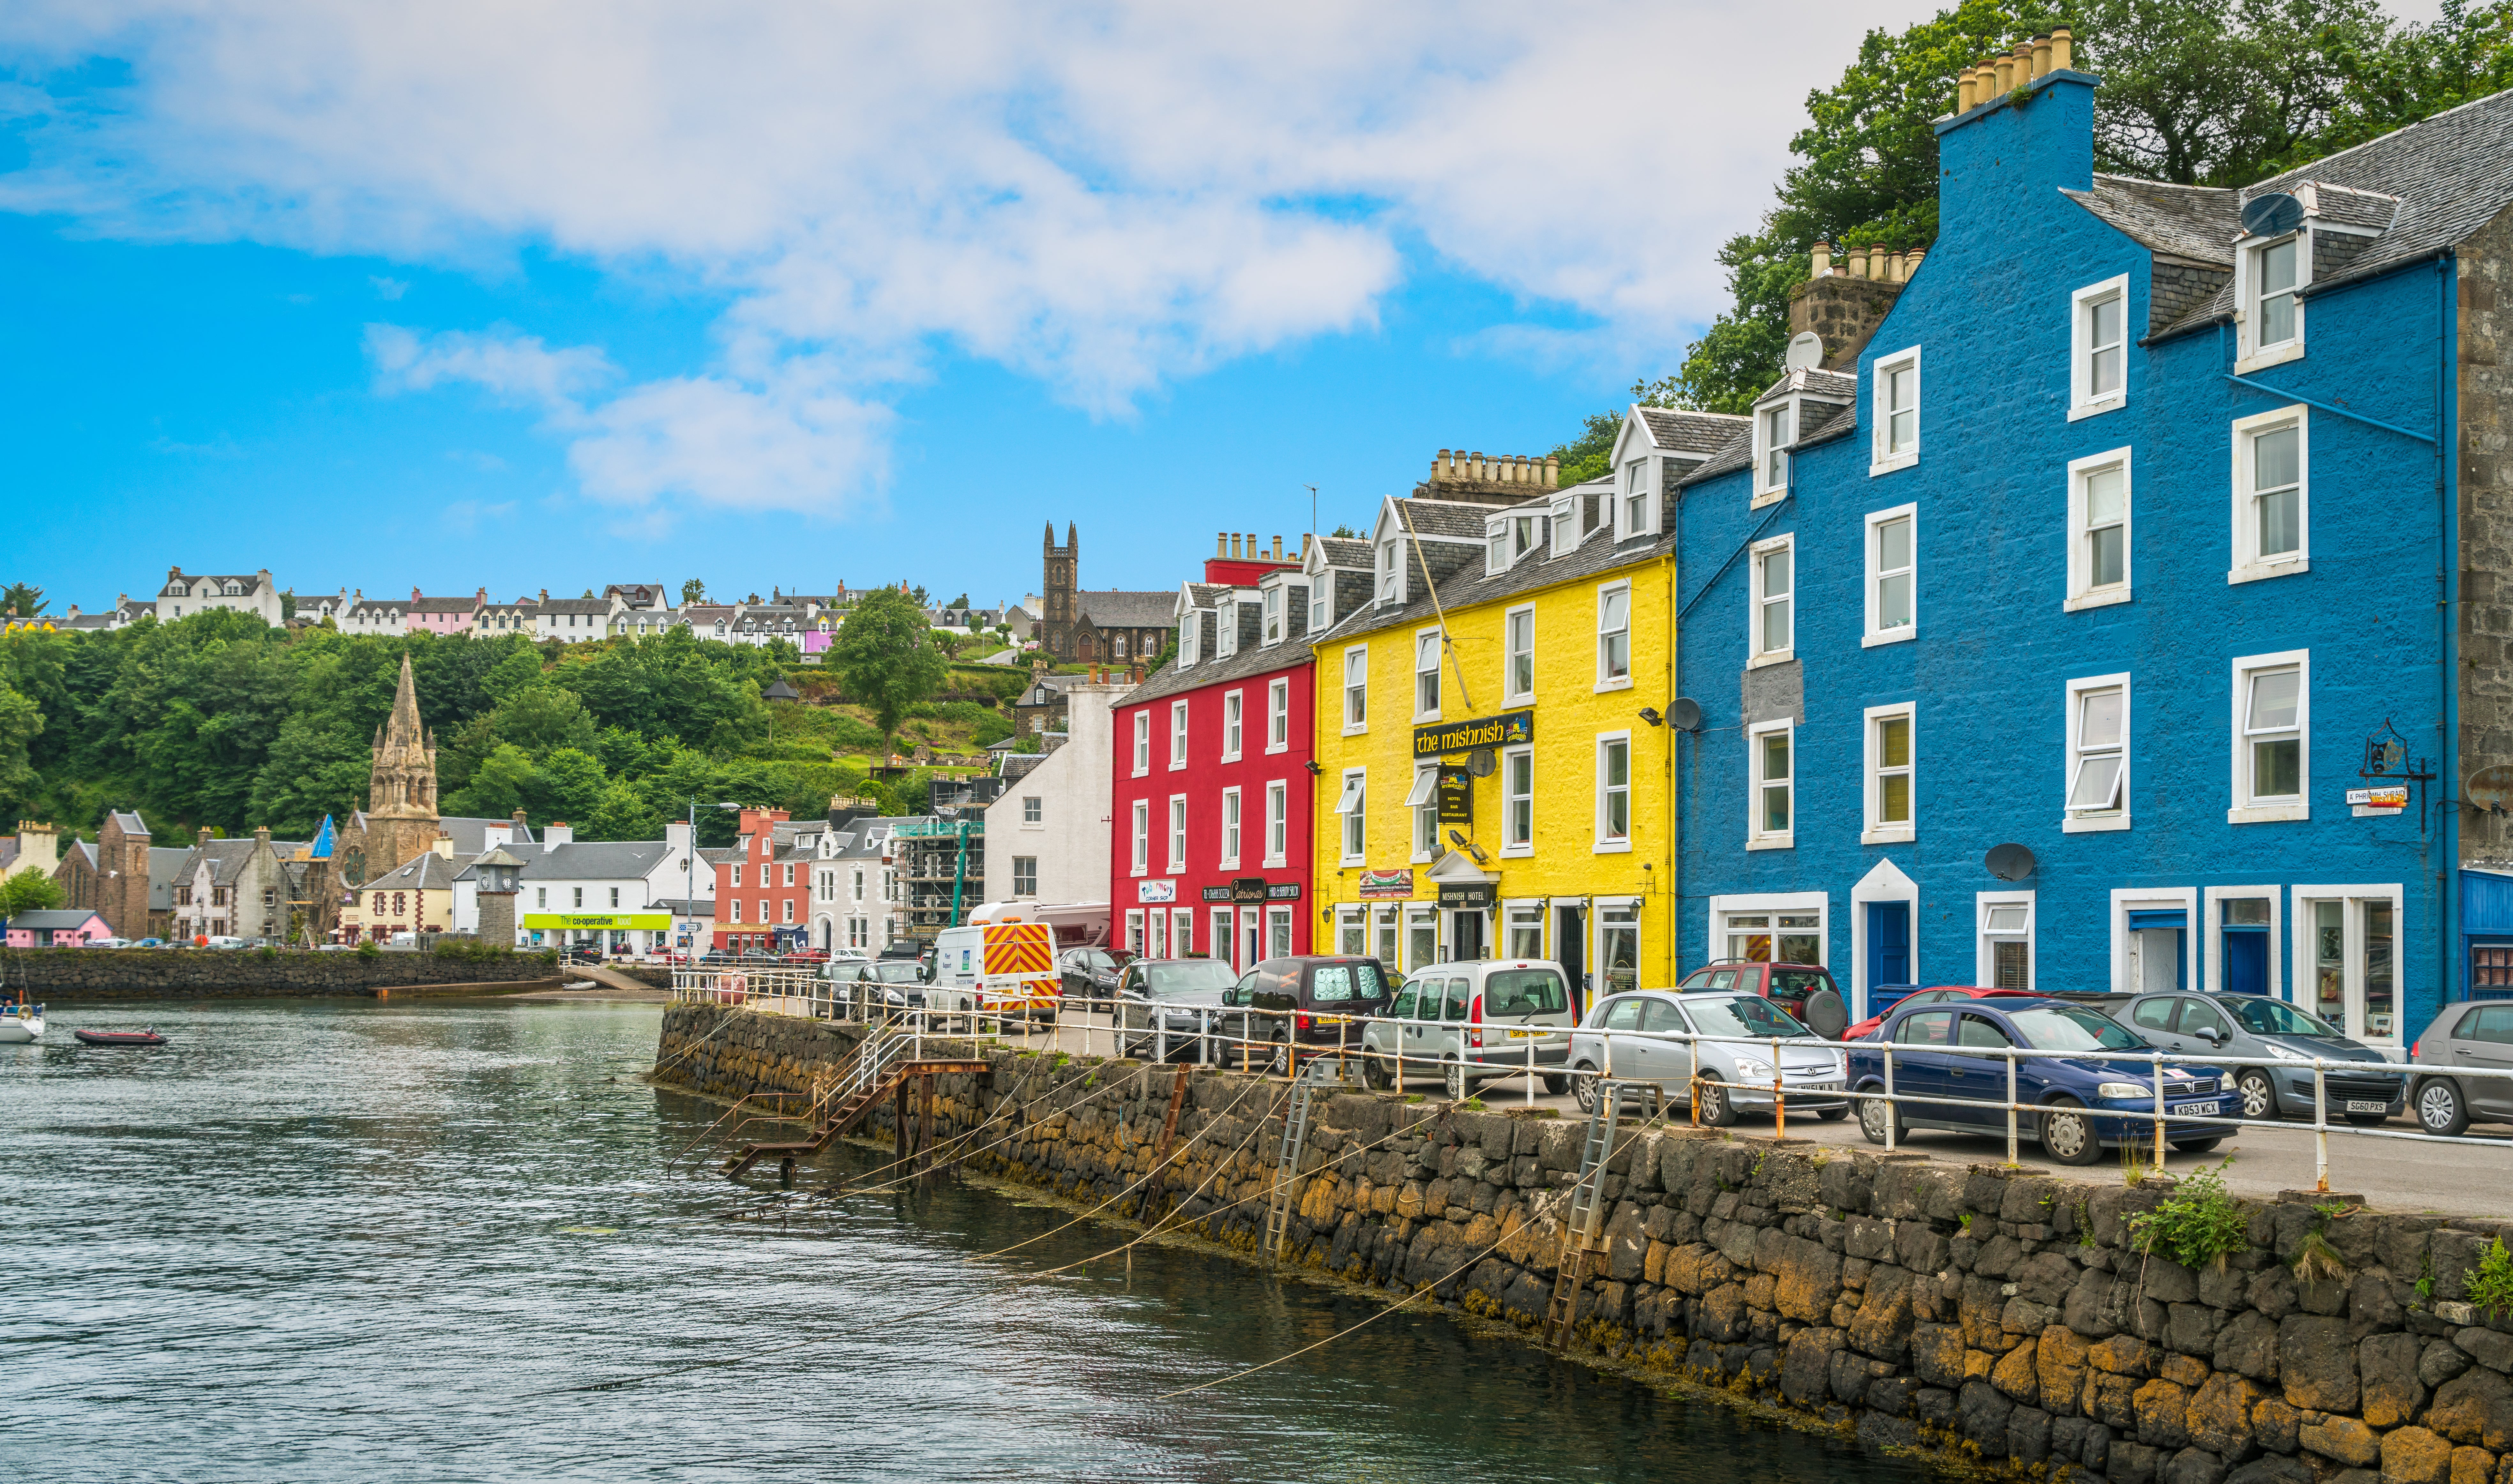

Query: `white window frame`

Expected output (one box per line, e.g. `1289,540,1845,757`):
1747,718,1794,850
1619,457,1657,539
2201,883,2284,997
1214,605,1237,659
1221,689,1243,762
1862,503,1917,645
1334,769,1366,866
1308,578,1330,635
1012,855,1038,897
1169,700,1189,770
1500,744,1534,856
1022,795,1043,826
2063,672,2132,832
2236,232,2308,373
2230,648,2310,823
1485,515,1511,576
2065,447,2134,611
1862,702,1915,845
1266,677,1289,753
1261,586,1283,646
1595,731,1633,852
2229,405,2309,583
2069,274,2130,419
2289,884,2407,1045
1129,800,1150,877
1132,711,1151,776
1266,779,1289,867
1749,535,1794,667
1220,787,1242,869
1596,581,1633,690
1549,496,1577,557
1413,627,1442,722
1406,762,1440,862
1976,891,2036,992
1377,539,1404,605
1753,399,1793,505
1504,604,1535,704
1124,909,1144,956
1342,646,1368,734
1167,795,1188,873
1179,614,1199,669
2108,887,2199,996
1869,347,1920,476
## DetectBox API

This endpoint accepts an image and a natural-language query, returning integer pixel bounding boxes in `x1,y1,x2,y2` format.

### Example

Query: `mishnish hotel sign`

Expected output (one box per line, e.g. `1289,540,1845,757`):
1412,709,1534,759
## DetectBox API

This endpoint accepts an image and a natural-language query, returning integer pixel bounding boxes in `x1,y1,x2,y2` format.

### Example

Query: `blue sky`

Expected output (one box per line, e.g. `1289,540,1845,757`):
9,0,2319,611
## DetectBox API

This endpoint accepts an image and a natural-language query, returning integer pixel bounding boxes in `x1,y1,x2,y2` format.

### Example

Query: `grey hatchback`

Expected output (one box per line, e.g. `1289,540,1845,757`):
2112,992,2404,1123
2408,1001,2513,1135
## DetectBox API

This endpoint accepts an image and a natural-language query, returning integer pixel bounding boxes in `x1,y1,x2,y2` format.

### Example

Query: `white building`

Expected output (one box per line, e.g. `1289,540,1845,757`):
152,567,283,625
811,813,914,954
513,821,703,954
982,680,1130,907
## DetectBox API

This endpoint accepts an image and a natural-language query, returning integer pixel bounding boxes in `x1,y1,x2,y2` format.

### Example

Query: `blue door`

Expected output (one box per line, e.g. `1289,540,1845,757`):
1867,902,1911,1006
2223,928,2269,996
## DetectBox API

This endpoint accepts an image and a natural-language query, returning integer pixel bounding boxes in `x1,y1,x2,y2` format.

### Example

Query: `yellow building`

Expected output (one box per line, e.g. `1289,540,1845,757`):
340,835,463,942
1308,421,1742,1000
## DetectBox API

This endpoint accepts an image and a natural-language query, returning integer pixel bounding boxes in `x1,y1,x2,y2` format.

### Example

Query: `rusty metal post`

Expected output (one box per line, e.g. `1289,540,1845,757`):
1770,1034,1786,1141
2313,1059,2330,1193
2152,1051,2167,1171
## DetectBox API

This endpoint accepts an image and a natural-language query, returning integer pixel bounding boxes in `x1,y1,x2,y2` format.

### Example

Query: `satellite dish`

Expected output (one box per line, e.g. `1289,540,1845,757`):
1784,332,1825,371
2240,192,2304,238
1466,748,1497,778
1985,843,2038,882
1666,698,1703,732
2470,765,2513,812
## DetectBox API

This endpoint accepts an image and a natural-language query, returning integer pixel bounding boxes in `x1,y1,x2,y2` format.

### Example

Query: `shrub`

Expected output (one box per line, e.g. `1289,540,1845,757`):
2470,1237,2513,1317
2127,1157,2251,1270
354,940,382,960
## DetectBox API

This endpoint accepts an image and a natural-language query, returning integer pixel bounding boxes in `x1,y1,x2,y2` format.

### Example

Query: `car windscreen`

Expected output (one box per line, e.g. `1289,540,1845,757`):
2009,1004,2145,1052
1685,996,1811,1039
1144,961,1237,996
1484,969,1568,1016
871,962,924,982
2224,997,2340,1037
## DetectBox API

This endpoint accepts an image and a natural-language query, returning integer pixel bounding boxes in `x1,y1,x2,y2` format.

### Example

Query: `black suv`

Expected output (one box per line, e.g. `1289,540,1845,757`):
1220,956,1392,1072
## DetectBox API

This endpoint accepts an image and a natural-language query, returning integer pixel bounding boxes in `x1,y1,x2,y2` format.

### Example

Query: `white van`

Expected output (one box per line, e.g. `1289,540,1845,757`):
928,923,1060,1024
1359,958,1578,1098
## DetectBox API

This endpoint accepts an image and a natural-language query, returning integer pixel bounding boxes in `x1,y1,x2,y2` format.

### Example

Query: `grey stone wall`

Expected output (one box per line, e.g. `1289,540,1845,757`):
13,948,563,999
2461,205,2513,866
653,1007,2513,1484
2149,261,2231,337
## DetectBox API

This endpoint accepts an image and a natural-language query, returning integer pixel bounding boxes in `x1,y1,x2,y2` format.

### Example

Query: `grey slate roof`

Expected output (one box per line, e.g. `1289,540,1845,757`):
147,847,187,910
1638,407,1751,455
1075,590,1176,630
9,909,107,930
537,598,612,617
1315,537,1372,569
1388,498,1493,542
366,851,467,891
110,810,149,837
440,816,535,853
520,841,673,881
2059,174,2241,262
1123,616,1315,708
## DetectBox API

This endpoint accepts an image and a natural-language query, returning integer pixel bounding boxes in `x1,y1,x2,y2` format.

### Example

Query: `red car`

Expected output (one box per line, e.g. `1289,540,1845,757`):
1841,986,2042,1042
1674,961,1850,1039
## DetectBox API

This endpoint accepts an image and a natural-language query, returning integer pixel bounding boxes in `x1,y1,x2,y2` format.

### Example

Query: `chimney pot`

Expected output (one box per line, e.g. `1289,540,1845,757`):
2032,34,2052,78
2049,27,2071,70
1849,246,1868,279
1810,241,1831,277
1957,70,1976,111
1271,535,1283,562
1543,454,1559,487
1997,51,2017,91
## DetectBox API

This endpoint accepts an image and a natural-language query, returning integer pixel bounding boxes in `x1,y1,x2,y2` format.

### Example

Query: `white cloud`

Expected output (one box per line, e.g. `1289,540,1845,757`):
369,275,408,300
1,1,1936,508
366,324,614,405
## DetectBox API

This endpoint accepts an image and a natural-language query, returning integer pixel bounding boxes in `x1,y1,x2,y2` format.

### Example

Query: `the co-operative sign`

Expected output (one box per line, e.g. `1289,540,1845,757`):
1412,709,1534,758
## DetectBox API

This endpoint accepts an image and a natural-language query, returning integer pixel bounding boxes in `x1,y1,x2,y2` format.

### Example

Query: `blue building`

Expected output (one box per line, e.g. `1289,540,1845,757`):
1669,51,2513,1055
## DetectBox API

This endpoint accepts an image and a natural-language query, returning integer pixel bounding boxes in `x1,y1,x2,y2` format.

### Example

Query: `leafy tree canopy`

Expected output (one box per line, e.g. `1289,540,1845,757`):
681,578,706,605
826,588,946,754
2,582,45,618
0,866,64,919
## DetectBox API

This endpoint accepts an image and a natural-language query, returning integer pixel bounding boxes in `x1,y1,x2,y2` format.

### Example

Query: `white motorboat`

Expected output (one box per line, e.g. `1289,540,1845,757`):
0,1002,43,1043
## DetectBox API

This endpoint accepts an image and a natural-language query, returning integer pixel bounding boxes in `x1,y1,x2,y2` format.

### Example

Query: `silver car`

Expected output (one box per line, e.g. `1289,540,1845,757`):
1357,959,1577,1098
2112,992,2403,1123
2408,1001,2513,1135
1564,991,1848,1125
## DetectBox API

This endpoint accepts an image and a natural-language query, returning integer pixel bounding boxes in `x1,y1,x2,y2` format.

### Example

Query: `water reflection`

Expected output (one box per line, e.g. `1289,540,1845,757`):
1,999,1935,1483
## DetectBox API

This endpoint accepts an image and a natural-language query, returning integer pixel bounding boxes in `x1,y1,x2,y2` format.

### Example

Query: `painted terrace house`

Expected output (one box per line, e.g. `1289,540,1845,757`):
1110,546,1325,970
1671,36,2513,1054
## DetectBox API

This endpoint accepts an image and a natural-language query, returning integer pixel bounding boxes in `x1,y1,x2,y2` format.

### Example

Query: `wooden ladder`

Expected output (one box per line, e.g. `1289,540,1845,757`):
1540,1081,1630,1351
1262,1059,1337,1263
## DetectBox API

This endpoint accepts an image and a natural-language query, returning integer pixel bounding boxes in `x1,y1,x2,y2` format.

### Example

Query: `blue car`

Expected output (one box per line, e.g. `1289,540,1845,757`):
1843,997,2230,1165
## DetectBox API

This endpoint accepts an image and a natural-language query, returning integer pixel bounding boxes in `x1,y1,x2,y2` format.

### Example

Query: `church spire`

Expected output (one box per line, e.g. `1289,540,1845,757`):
386,652,423,746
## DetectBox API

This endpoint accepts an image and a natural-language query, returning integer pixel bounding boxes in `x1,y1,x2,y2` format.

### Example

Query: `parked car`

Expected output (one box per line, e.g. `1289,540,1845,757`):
2111,991,2403,1123
204,935,249,950
1219,956,1392,1073
1672,961,1850,1039
1845,997,2230,1165
136,938,164,948
313,943,354,952
2408,1001,2513,1135
1057,946,1134,1005
558,945,605,966
1115,958,1241,1060
1843,986,2045,1042
1357,959,1578,1098
822,957,928,1013
1564,990,1846,1125
90,937,135,949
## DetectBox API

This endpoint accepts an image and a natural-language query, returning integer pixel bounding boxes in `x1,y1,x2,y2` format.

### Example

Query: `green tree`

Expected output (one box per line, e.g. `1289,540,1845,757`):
494,686,598,757
2315,0,2513,154
1,583,45,618
0,682,41,819
443,743,539,820
584,779,661,841
826,588,946,756
532,747,609,825
0,866,64,918
681,578,706,605
1550,409,1627,486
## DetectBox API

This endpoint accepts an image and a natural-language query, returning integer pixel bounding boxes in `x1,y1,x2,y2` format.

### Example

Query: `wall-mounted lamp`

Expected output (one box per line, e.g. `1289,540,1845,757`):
1303,760,1323,776
1638,707,1663,727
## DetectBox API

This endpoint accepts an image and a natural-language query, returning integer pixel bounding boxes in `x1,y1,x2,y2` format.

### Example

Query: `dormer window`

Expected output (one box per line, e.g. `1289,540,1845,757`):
1756,401,1793,498
1215,609,1237,659
1549,497,1576,556
1619,459,1655,539
1179,614,1199,668
1261,586,1282,646
1309,577,1331,633
1487,516,1508,575
2238,232,2307,370
2256,237,2299,346
1377,540,1403,605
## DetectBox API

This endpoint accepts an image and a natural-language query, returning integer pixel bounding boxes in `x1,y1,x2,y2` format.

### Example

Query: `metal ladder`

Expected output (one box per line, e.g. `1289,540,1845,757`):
1541,1081,1632,1351
1262,1058,1340,1263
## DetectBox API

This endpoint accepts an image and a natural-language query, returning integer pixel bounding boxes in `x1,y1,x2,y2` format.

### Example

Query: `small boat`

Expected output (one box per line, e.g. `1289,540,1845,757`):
73,1029,165,1047
0,1002,41,1044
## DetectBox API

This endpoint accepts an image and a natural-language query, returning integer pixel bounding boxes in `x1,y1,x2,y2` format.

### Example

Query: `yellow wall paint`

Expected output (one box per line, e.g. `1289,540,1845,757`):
1311,546,1677,989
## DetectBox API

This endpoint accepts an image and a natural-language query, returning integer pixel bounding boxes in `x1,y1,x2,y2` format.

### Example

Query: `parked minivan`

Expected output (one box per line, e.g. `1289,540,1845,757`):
1359,959,1576,1098
1217,956,1392,1074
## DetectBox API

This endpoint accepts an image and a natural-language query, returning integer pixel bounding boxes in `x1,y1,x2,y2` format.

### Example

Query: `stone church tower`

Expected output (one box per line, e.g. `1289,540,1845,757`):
363,653,441,877
1042,521,1077,657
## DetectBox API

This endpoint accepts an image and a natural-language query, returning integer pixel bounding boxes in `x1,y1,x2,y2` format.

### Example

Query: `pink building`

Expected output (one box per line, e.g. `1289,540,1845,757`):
407,587,485,635
6,909,114,947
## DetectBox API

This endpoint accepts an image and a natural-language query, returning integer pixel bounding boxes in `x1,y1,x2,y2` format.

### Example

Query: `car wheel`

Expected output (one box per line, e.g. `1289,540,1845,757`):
1695,1075,1735,1128
1569,1063,1600,1114
2235,1069,2276,1120
1361,1055,1393,1091
2415,1078,2470,1137
1542,1074,1569,1096
1266,1032,1292,1078
1856,1088,1899,1146
1444,1059,1469,1101
2040,1098,2103,1166
2171,1137,2222,1153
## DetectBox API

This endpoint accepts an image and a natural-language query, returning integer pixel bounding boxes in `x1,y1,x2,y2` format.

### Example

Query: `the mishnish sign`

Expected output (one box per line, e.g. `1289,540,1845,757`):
1412,710,1534,759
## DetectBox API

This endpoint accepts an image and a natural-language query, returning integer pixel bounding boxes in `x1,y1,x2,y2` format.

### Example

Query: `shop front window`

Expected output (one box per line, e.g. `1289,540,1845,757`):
1724,912,1819,964
1598,903,1639,995
2314,901,2344,1025
1407,908,1438,972
1505,904,1543,961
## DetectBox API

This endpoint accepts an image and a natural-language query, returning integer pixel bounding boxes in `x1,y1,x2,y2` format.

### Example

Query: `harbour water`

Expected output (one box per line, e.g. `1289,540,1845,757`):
1,997,1939,1482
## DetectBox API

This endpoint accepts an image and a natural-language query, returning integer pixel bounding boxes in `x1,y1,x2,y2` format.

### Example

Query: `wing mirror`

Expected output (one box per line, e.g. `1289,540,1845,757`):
2197,1025,2223,1045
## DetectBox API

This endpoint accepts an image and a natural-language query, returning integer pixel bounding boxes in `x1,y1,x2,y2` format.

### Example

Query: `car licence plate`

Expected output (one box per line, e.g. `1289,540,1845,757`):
2177,1101,2220,1117
1507,1028,1546,1038
2344,1099,2388,1114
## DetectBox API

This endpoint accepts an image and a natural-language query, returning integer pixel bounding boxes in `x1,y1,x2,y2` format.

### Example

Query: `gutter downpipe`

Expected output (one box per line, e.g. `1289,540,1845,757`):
2441,253,2461,1018
1664,508,1679,994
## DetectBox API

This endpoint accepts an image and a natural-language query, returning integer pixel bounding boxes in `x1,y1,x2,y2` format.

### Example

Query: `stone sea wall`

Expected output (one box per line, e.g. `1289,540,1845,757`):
11,948,566,999
654,1005,2513,1484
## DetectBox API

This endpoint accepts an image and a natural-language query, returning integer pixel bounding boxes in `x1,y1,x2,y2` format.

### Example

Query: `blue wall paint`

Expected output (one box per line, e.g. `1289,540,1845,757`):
1673,72,2450,1046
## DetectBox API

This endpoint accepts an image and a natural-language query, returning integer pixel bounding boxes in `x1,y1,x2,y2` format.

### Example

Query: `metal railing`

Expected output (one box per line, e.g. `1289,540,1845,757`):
666,978,2511,1192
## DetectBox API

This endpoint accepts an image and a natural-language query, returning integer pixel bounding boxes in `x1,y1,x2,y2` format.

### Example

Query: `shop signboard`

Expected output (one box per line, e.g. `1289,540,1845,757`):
1435,883,1497,910
1437,766,1474,824
522,912,671,931
1356,869,1415,900
1138,880,1177,903
1413,709,1534,759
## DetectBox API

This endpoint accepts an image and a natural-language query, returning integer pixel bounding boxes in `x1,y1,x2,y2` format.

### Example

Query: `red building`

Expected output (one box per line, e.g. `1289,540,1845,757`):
1110,567,1317,971
713,807,811,951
